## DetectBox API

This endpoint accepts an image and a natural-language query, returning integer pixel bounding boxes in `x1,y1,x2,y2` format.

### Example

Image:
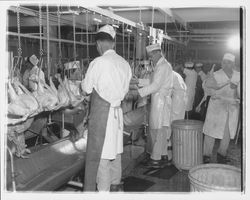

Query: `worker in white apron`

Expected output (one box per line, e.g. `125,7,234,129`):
203,53,240,164
167,71,187,162
136,43,173,167
24,54,45,92
183,61,197,119
81,25,132,191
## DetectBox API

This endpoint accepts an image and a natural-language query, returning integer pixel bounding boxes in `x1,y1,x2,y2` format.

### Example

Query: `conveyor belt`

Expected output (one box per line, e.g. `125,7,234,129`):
6,137,86,191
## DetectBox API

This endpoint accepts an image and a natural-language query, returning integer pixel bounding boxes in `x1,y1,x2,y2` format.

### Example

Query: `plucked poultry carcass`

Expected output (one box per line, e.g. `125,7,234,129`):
32,80,59,111
8,80,39,124
62,76,84,107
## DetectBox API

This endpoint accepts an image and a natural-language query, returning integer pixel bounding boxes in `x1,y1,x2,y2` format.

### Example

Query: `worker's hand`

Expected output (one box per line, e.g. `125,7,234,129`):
195,105,201,113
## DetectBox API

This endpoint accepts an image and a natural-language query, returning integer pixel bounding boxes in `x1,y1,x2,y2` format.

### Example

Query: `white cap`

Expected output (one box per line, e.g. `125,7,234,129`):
141,60,150,65
223,53,235,62
195,63,203,67
29,54,39,66
184,61,194,68
98,24,116,39
146,43,161,53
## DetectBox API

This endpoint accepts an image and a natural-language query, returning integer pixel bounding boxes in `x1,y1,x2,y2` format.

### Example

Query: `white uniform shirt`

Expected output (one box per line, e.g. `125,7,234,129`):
183,68,198,111
82,49,132,159
138,57,173,128
171,71,187,121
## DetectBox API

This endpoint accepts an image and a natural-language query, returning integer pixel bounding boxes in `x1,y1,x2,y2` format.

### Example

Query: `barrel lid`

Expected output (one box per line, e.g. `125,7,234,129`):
172,119,203,129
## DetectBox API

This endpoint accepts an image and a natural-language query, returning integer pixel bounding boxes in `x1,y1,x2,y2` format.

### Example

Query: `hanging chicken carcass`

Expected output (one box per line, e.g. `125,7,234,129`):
8,80,40,124
63,76,84,107
32,80,59,111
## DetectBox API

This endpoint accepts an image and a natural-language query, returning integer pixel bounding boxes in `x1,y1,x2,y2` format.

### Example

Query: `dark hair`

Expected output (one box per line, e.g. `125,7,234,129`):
95,32,114,42
25,57,34,67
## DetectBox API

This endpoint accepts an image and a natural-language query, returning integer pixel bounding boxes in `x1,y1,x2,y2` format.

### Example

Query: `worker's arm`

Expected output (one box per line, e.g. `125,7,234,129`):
138,64,171,98
81,61,96,95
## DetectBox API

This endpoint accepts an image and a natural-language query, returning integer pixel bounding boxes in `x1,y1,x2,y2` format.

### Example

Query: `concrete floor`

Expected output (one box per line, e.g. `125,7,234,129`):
59,133,242,192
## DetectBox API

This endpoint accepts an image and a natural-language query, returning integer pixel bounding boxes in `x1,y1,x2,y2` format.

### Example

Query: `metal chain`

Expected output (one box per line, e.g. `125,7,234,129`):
16,6,22,57
39,5,43,57
57,5,62,61
73,13,76,61
46,5,50,77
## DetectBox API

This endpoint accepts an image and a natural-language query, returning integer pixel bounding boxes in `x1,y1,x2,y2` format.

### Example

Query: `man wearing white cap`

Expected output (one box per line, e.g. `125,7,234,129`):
183,61,198,118
203,53,240,164
24,54,45,91
136,43,173,167
81,25,132,191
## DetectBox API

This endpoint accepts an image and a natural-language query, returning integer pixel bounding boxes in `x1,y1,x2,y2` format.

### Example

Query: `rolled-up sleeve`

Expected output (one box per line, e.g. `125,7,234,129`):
81,61,95,94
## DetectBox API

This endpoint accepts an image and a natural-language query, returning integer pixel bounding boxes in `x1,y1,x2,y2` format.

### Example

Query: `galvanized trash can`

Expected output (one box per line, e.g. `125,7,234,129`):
188,164,241,191
172,119,203,170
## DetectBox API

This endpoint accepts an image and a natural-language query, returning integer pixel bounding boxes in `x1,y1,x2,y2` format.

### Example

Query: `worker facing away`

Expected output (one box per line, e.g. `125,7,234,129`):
81,24,132,192
183,61,198,119
135,43,173,168
202,53,240,164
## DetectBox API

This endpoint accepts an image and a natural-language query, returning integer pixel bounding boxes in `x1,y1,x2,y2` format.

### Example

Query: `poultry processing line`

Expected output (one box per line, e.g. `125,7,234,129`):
6,5,89,191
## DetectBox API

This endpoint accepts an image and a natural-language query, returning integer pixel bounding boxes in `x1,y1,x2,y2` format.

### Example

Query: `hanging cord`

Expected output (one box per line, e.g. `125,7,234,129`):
12,6,23,80
151,7,154,29
38,5,43,69
122,23,125,58
73,13,76,62
127,25,130,61
138,7,142,60
57,5,62,68
46,5,50,77
85,9,89,66
113,19,117,51
164,14,167,54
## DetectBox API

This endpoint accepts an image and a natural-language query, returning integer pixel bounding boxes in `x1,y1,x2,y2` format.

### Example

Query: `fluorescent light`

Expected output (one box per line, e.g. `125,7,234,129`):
112,24,119,28
93,18,102,23
227,35,240,50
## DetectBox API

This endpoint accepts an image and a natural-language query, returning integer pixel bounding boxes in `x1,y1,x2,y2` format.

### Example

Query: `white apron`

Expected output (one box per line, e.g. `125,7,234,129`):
183,68,197,111
139,57,173,129
203,69,240,139
82,49,132,159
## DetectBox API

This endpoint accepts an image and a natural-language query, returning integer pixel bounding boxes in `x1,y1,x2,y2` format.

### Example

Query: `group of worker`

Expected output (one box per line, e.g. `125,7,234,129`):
80,24,240,192
21,24,240,192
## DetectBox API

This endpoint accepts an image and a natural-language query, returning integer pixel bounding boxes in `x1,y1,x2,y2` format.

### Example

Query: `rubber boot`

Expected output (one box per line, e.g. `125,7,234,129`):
217,153,230,164
110,182,124,192
203,155,211,164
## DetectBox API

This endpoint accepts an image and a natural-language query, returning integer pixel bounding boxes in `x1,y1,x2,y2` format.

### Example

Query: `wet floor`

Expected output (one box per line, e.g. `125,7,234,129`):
59,135,242,192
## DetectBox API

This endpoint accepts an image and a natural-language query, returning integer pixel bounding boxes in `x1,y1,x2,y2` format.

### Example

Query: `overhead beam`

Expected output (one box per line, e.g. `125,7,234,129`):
86,6,137,27
157,8,186,28
8,6,94,30
108,7,151,12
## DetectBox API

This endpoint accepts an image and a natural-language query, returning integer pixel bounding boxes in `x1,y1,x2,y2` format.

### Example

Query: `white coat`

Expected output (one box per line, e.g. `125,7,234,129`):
183,68,197,111
171,71,187,121
138,57,173,129
203,69,240,139
82,49,132,159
